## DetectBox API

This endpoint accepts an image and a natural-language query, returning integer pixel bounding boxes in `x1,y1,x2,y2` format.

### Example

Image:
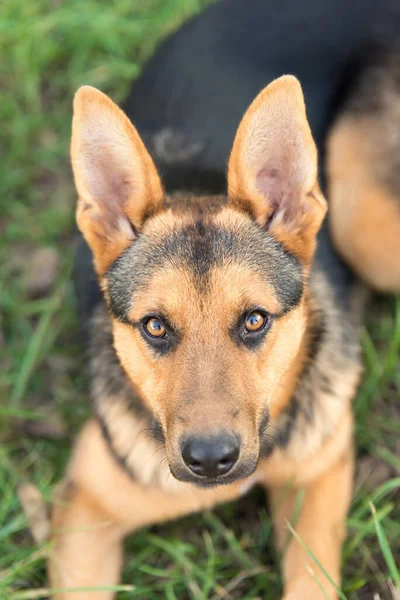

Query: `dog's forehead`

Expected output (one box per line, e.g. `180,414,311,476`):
106,203,303,322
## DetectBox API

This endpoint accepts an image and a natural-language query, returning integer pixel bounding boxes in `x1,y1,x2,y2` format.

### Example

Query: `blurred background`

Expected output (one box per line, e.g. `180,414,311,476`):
1,1,399,598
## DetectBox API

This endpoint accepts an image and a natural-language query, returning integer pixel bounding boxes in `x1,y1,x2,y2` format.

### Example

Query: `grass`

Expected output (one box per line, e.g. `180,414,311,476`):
1,0,399,598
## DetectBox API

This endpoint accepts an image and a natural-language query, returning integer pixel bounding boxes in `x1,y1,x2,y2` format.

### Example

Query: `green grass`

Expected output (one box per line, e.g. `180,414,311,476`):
1,1,399,598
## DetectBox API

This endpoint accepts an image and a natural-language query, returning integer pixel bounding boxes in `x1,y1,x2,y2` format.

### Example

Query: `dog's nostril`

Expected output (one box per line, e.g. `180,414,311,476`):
189,459,202,471
181,434,240,479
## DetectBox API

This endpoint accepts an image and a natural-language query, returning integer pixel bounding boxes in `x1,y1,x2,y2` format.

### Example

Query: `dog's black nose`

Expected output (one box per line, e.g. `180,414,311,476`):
181,434,240,478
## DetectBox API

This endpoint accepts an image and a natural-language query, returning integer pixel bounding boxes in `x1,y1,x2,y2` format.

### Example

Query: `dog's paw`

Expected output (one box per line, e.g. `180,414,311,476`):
281,579,337,600
282,592,336,600
282,594,332,600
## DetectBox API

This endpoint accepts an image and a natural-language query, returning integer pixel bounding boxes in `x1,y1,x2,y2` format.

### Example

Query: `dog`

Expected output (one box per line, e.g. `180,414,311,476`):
48,0,400,597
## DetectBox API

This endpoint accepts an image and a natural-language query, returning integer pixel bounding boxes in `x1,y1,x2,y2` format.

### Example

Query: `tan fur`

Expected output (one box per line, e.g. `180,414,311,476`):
268,446,354,600
328,114,400,292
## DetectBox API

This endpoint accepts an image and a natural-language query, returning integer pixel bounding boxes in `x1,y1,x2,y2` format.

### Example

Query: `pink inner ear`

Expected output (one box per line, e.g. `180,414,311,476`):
86,152,134,206
83,147,136,230
256,166,299,224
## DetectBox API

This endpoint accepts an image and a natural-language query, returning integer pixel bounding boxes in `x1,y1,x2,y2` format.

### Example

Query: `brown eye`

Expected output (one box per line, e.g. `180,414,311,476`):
245,311,267,332
145,317,166,338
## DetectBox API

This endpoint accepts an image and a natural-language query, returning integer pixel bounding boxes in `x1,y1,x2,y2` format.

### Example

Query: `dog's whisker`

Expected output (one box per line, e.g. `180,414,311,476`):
150,445,166,462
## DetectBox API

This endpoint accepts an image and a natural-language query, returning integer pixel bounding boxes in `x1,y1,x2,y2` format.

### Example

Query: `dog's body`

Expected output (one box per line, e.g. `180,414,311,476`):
50,1,400,598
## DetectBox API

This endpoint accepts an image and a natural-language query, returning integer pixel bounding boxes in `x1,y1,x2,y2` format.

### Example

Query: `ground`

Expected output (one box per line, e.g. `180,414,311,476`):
1,1,399,599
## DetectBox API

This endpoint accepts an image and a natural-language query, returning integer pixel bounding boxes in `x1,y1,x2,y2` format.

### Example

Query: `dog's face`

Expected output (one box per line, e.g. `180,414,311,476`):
107,200,306,485
71,77,326,486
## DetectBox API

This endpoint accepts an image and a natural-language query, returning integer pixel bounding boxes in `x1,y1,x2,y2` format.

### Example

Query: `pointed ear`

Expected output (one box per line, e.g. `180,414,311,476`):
228,75,326,261
71,86,164,275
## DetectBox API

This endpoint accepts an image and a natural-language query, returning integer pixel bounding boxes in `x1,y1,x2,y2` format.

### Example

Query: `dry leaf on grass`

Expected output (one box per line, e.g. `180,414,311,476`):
20,417,67,440
389,582,400,600
26,247,59,298
18,482,50,544
355,455,392,493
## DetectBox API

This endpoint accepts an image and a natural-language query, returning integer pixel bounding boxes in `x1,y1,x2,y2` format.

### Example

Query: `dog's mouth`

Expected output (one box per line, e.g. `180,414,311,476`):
168,454,259,488
153,418,272,488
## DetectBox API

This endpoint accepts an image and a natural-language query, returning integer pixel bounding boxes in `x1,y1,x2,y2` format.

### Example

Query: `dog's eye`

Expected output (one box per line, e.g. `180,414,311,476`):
139,314,179,355
145,317,166,338
245,311,268,333
237,309,274,348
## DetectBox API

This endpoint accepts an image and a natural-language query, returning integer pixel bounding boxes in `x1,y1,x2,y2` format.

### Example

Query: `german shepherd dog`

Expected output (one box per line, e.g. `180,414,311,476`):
49,0,400,597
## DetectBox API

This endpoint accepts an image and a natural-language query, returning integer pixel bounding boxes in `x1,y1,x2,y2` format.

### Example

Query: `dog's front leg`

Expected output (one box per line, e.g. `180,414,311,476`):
49,479,125,600
49,419,238,599
266,446,354,600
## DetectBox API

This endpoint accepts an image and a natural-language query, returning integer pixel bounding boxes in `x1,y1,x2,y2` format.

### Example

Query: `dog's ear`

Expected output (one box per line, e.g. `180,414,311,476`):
228,75,326,262
71,86,163,275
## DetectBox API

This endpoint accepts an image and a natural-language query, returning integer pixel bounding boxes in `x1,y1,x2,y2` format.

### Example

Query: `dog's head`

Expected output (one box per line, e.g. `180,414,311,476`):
71,77,326,487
